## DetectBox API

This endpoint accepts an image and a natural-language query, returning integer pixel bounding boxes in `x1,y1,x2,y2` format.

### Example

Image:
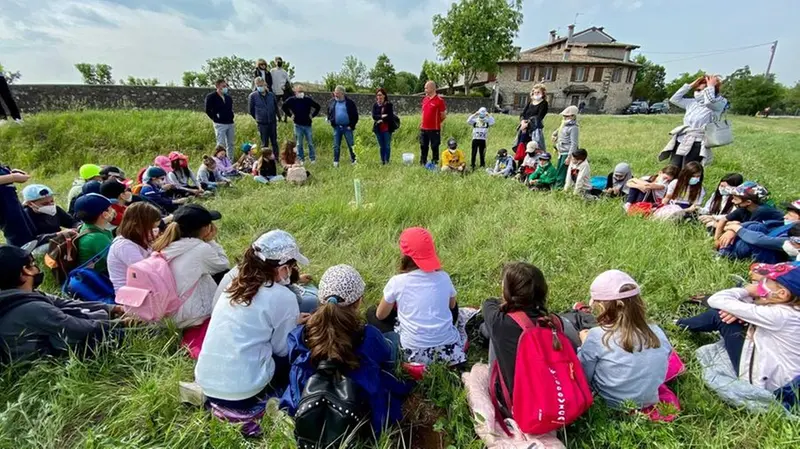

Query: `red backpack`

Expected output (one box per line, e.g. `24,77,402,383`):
490,312,592,435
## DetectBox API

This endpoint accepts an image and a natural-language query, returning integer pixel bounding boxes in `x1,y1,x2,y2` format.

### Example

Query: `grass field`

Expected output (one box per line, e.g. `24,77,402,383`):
1,110,799,449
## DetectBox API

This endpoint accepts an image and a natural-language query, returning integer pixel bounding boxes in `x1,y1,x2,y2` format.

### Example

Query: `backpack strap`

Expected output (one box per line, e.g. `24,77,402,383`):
489,360,514,437
507,310,536,330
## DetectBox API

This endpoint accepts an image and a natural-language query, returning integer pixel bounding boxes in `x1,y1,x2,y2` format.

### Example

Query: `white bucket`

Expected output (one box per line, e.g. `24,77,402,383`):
402,153,414,165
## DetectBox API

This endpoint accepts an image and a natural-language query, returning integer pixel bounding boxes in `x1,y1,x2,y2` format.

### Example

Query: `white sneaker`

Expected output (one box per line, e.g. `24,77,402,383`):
333,162,339,168
309,159,317,165
351,159,358,166
178,381,206,406
13,119,23,125
0,119,7,127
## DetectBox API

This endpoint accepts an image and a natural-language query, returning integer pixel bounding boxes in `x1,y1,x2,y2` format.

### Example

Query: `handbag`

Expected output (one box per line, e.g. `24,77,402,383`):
704,113,733,148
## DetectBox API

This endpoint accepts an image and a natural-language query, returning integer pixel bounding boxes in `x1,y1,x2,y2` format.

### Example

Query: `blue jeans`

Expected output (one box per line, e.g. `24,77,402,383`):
333,126,355,163
677,308,747,375
213,123,236,160
375,131,392,164
294,125,316,161
297,284,319,314
384,331,400,363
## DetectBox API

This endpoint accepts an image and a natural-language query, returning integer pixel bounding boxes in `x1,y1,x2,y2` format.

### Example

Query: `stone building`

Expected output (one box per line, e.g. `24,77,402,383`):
494,25,640,114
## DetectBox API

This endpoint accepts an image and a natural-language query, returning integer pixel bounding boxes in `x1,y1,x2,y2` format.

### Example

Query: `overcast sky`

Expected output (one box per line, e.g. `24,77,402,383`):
1,0,796,86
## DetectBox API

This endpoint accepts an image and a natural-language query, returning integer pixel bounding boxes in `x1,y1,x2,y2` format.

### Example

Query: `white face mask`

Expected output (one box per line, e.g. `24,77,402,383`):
296,92,305,99
103,223,117,231
277,265,292,285
37,205,58,216
533,94,543,101
783,241,800,258
121,192,133,203
718,186,730,196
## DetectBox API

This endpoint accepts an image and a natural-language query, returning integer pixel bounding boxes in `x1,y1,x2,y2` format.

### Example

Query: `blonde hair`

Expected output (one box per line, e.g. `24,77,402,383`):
256,58,267,66
531,84,547,95
592,285,661,353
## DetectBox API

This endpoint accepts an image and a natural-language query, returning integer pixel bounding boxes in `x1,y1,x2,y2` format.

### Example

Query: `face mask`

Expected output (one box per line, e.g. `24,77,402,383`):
479,112,486,118
689,177,701,186
533,95,543,101
103,223,117,231
783,241,800,258
755,279,780,299
33,271,45,289
221,87,229,95
257,86,265,93
121,192,133,203
277,266,292,285
296,92,305,99
613,175,625,182
785,219,797,226
37,205,58,216
719,186,730,196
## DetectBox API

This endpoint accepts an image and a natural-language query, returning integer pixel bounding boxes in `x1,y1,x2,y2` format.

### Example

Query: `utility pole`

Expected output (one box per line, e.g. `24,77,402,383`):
574,12,584,27
766,40,777,77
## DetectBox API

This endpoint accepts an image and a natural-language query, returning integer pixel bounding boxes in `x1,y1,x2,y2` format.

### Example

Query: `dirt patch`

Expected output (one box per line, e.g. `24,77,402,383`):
399,393,449,449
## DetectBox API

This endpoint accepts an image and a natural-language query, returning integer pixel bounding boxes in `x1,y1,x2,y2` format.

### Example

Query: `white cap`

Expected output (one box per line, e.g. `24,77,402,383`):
252,230,309,265
561,105,579,116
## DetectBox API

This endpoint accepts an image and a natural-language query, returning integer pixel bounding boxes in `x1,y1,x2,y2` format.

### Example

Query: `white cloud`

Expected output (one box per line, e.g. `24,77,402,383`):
1,0,450,84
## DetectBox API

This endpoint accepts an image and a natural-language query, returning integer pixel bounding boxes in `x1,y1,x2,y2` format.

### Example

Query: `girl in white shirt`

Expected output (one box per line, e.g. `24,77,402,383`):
368,227,465,366
698,173,743,232
662,161,705,210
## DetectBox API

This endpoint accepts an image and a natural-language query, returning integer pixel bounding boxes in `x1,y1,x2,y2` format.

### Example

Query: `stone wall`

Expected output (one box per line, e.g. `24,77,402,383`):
8,85,491,116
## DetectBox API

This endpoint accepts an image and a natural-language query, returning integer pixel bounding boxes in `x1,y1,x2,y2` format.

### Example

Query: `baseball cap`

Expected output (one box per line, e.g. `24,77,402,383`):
241,142,253,153
79,164,102,180
399,227,441,272
168,151,188,162
146,166,167,180
0,242,37,286
750,263,800,297
447,138,458,149
561,105,579,116
82,180,102,195
100,166,126,179
526,141,539,152
154,156,173,173
172,204,221,234
783,199,800,214
251,229,309,265
100,179,127,200
590,270,641,301
21,184,55,203
74,193,112,218
539,152,552,161
732,181,769,202
317,264,366,306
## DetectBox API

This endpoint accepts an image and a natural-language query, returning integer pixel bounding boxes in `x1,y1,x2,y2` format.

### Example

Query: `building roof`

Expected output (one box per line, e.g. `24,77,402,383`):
500,53,639,66
562,84,597,94
505,26,639,61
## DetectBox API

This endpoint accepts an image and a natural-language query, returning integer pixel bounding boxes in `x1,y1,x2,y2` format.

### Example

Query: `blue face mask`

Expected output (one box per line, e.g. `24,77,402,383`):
689,176,701,186
257,86,265,93
221,87,229,95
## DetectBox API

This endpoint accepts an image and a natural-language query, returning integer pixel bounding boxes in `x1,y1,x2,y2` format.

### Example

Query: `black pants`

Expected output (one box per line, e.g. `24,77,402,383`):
366,303,459,334
669,141,702,168
419,130,441,165
471,139,486,169
258,122,279,157
0,76,21,121
677,308,747,375
626,187,652,204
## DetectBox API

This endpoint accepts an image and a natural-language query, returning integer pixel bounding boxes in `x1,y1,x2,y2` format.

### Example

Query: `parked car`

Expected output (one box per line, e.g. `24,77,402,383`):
649,102,669,114
624,101,650,114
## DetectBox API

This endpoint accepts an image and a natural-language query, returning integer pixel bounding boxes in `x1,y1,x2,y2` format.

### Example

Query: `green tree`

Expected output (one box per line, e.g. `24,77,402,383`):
120,76,159,86
0,62,21,83
75,63,114,85
423,60,460,95
266,59,296,81
339,55,368,91
665,70,706,99
395,71,419,95
416,64,430,93
723,66,782,115
432,0,523,94
778,81,800,115
369,53,397,92
631,55,667,103
202,55,254,89
322,72,347,92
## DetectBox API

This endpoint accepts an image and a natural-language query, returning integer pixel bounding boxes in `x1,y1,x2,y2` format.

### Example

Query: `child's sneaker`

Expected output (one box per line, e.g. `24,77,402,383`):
13,119,23,125
179,381,206,406
333,162,339,168
309,159,316,165
351,159,358,166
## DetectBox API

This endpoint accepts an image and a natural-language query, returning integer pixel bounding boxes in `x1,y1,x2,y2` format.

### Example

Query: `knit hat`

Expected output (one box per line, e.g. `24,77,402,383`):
21,184,55,203
561,105,579,116
317,264,366,306
79,164,102,180
252,230,309,265
146,166,167,180
590,270,641,301
399,227,441,272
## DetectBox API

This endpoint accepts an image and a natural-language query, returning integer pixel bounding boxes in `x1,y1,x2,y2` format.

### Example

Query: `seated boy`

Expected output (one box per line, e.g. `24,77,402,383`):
21,184,78,249
527,152,557,190
719,200,800,264
67,164,103,214
486,149,514,177
714,182,784,247
441,138,466,173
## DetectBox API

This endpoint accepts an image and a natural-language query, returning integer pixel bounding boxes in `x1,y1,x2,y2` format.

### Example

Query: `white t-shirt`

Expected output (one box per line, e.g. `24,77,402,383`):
467,116,495,141
270,68,289,95
383,270,459,350
195,282,300,401
666,179,705,206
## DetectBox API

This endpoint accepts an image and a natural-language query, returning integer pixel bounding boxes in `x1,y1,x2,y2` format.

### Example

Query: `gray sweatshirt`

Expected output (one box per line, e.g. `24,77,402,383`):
577,324,672,408
552,120,579,156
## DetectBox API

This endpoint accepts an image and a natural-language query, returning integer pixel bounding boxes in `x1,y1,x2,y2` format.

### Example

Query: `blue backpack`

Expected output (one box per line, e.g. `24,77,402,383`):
63,245,115,304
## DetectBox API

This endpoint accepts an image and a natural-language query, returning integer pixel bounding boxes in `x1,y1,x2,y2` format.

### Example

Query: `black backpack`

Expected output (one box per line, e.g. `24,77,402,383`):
294,360,370,448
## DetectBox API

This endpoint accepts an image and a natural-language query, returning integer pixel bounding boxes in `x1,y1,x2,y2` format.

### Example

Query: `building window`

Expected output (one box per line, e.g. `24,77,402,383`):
576,67,586,82
593,67,604,82
570,95,580,106
521,65,532,81
514,93,528,108
612,67,623,83
626,68,635,83
542,66,554,82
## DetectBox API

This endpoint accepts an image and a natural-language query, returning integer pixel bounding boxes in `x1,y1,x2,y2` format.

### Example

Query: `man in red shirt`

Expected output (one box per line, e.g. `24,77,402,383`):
420,81,447,165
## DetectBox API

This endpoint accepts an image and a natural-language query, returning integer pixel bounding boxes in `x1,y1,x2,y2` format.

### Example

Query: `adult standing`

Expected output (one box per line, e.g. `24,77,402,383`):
660,74,727,168
253,58,273,91
419,81,447,165
270,57,290,123
372,88,396,165
0,73,22,125
518,84,548,153
204,79,235,160
282,85,321,163
248,78,281,158
326,86,359,167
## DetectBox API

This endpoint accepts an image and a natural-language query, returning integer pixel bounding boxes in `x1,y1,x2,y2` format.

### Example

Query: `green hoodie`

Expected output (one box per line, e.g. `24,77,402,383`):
528,163,557,186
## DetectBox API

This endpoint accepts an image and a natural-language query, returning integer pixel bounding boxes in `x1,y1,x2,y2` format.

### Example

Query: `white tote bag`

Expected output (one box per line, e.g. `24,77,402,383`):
704,114,733,148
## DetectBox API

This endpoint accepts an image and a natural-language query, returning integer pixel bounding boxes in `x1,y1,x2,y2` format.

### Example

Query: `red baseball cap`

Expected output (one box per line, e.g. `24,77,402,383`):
399,227,441,272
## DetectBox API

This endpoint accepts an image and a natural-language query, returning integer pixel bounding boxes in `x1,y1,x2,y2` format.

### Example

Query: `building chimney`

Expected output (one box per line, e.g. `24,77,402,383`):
549,30,557,43
625,49,631,62
567,24,575,43
563,47,571,62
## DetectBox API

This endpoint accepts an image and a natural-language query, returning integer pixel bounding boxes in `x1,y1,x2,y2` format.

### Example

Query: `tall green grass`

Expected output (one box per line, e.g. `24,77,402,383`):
1,112,799,448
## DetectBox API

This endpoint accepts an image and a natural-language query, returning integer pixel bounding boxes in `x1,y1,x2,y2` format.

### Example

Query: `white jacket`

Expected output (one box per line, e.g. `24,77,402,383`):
564,159,591,195
707,288,800,391
161,238,230,328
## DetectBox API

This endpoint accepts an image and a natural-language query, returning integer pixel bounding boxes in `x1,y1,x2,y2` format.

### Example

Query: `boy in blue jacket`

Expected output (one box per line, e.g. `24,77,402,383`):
719,199,800,263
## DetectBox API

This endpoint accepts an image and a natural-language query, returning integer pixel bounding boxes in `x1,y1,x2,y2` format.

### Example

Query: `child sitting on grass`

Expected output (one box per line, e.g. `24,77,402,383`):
441,138,466,173
235,143,257,175
486,149,514,177
254,147,284,184
564,149,596,197
603,163,633,198
197,155,232,188
677,263,800,396
212,145,242,178
527,152,557,190
578,270,672,409
280,140,310,185
718,199,800,263
517,141,542,182
623,165,679,212
167,152,208,195
698,173,744,232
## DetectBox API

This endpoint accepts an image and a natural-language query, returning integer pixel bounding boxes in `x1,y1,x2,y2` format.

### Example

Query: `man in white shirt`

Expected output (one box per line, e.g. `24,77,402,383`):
270,57,290,123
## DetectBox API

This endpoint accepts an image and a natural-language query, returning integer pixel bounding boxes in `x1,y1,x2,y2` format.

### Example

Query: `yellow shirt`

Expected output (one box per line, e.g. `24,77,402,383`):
442,149,466,168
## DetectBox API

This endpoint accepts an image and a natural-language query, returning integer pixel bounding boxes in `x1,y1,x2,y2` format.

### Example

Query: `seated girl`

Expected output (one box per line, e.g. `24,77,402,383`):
623,165,679,211
603,162,632,198
578,270,672,409
197,155,232,189
151,204,229,328
212,145,242,178
652,162,705,220
195,230,308,415
280,264,411,440
167,152,208,195
107,202,162,292
367,227,465,366
280,141,310,185
677,263,800,399
718,200,800,264
73,193,116,276
564,149,596,197
698,173,744,232
526,152,557,190
254,147,285,184
713,182,784,247
235,143,257,174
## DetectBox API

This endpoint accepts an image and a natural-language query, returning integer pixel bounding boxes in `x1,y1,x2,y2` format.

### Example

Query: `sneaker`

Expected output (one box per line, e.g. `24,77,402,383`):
333,162,339,168
13,119,23,125
178,381,206,406
309,159,316,164
351,159,357,165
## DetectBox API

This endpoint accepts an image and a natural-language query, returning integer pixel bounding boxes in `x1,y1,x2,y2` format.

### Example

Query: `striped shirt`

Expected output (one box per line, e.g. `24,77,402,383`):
670,83,727,130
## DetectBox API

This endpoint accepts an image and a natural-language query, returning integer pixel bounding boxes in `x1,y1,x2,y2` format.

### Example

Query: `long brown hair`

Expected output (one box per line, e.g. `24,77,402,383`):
500,262,549,316
226,247,282,306
399,255,419,273
305,301,363,370
708,172,743,215
151,221,206,252
281,140,297,165
117,202,162,249
593,285,661,353
672,161,704,204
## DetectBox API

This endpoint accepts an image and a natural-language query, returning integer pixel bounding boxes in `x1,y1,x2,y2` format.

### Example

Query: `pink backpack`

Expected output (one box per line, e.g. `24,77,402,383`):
490,312,593,435
115,252,184,321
